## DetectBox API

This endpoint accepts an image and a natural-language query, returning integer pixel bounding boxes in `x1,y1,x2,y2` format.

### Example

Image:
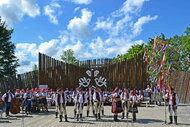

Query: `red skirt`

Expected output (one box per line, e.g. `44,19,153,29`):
111,100,123,113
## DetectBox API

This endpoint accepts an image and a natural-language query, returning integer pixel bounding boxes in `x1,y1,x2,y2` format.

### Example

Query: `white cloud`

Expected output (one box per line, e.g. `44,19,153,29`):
67,8,92,39
38,35,44,41
15,0,158,74
38,39,59,56
132,15,158,37
94,0,157,39
74,7,80,13
44,2,62,25
0,0,40,26
65,0,92,5
16,43,38,57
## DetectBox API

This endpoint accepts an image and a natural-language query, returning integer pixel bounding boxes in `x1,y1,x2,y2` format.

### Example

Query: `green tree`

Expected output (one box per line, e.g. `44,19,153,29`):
32,64,38,71
116,43,145,61
60,49,79,65
0,18,19,78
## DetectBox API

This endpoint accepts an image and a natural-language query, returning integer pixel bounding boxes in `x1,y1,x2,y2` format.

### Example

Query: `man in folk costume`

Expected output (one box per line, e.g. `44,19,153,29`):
72,87,79,118
86,87,95,117
23,89,32,115
111,87,123,122
128,90,138,122
145,85,152,104
1,90,14,117
167,87,179,125
74,88,87,121
56,88,68,122
93,88,103,121
121,88,129,119
100,89,105,116
41,88,49,112
52,89,58,118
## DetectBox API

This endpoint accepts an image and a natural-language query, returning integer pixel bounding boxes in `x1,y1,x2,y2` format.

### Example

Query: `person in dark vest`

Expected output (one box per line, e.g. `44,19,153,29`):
74,88,87,121
93,88,103,121
23,89,32,115
121,88,129,119
86,87,95,117
1,90,14,117
56,88,68,122
72,87,79,118
100,89,105,116
167,87,179,125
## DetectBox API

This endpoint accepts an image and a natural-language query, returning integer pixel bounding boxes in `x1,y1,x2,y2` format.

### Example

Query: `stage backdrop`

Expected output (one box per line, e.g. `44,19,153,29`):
38,52,147,91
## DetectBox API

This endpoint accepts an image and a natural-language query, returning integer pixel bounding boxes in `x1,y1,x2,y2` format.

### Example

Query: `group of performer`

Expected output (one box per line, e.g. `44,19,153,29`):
0,85,179,125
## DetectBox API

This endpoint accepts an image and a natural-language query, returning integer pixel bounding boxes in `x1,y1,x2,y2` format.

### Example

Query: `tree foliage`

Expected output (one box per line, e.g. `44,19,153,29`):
115,43,145,61
60,49,79,65
0,18,19,78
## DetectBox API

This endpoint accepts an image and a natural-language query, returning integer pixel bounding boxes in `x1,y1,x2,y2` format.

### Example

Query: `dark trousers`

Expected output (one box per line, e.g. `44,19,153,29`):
25,100,31,114
5,102,11,116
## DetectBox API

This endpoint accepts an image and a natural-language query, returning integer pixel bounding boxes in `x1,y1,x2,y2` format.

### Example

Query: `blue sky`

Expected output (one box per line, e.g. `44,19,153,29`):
0,0,190,74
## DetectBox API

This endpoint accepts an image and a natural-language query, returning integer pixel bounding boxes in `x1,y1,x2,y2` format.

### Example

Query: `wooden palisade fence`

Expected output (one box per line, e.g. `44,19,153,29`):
38,52,147,91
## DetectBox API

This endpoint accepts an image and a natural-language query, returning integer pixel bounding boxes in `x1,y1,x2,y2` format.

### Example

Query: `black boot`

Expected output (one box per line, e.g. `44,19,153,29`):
121,113,124,119
98,113,101,119
126,112,129,119
65,115,69,122
59,115,62,122
174,116,177,125
74,110,76,118
93,110,95,116
55,112,58,118
77,114,79,121
87,110,89,117
168,116,173,124
80,114,83,121
133,113,136,122
114,115,116,121
102,110,104,115
95,114,98,121
115,114,119,122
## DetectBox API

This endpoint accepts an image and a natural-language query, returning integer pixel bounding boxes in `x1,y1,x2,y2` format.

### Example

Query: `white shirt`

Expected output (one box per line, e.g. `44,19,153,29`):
169,93,179,106
129,95,137,101
120,92,129,101
93,91,103,102
56,93,67,105
2,93,14,102
23,93,32,99
75,92,87,103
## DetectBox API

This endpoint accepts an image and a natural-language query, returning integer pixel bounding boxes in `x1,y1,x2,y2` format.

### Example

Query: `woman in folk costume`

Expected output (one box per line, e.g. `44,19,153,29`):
74,88,87,121
111,87,123,122
128,90,138,122
120,88,130,119
166,87,179,125
56,88,68,122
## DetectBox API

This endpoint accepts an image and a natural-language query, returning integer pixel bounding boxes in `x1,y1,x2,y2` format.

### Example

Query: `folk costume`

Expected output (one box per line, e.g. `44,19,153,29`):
167,88,179,125
72,88,79,118
93,88,104,121
86,88,95,117
128,90,138,122
56,89,68,122
23,90,32,115
111,88,123,122
74,89,87,121
120,89,129,119
1,90,14,117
